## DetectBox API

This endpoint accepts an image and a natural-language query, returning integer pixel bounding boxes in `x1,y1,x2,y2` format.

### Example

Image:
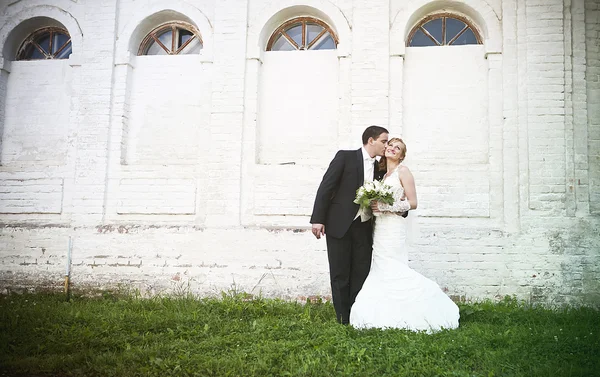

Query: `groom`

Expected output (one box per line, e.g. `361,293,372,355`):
310,125,389,324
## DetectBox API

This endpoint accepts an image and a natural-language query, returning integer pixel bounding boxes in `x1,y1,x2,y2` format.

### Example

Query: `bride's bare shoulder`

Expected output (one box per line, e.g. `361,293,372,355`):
398,165,415,182
398,164,412,173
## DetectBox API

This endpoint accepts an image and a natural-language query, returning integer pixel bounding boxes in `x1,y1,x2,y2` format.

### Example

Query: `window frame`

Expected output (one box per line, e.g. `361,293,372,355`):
406,13,482,47
16,27,72,61
138,21,203,56
266,17,338,51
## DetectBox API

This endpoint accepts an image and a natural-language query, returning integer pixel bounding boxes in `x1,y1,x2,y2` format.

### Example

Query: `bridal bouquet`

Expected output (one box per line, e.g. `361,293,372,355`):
354,180,395,219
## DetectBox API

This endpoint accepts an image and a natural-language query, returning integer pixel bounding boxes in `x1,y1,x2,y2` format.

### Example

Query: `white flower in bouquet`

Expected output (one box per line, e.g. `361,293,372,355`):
353,180,395,209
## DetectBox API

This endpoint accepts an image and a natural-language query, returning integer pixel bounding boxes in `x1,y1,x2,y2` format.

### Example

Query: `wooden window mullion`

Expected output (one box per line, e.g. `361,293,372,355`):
32,42,48,57
53,38,71,57
302,21,306,49
442,17,446,45
171,26,176,54
281,32,300,50
48,30,54,56
151,33,170,54
307,28,328,50
420,26,440,46
447,25,469,45
176,35,196,54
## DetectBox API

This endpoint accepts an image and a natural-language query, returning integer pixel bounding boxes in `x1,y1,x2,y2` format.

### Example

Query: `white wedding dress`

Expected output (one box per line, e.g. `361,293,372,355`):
349,167,460,332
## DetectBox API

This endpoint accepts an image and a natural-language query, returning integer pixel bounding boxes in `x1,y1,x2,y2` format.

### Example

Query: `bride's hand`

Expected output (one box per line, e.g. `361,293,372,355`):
370,201,380,213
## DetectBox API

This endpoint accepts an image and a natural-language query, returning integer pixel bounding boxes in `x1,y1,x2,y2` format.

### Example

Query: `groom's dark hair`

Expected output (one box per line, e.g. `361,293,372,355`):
362,125,389,145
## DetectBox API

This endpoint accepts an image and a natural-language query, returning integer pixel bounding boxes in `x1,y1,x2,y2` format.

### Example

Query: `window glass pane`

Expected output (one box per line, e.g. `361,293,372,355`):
177,29,194,49
179,37,202,54
450,27,478,45
157,29,173,52
52,33,69,54
36,33,51,54
422,18,442,44
145,40,168,55
310,33,335,50
285,24,303,47
55,41,72,59
271,34,295,51
445,17,466,44
409,28,436,47
306,23,324,45
24,43,45,59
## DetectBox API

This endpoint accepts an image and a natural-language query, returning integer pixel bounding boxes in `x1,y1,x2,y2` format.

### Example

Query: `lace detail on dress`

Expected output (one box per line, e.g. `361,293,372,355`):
378,199,410,213
377,166,410,213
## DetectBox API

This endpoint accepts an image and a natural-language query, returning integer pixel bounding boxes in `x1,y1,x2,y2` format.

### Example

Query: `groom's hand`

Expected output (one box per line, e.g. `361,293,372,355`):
312,224,325,239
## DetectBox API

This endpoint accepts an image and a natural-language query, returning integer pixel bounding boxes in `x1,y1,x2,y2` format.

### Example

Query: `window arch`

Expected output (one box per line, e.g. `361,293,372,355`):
267,17,338,51
138,21,203,55
16,27,72,60
407,13,482,47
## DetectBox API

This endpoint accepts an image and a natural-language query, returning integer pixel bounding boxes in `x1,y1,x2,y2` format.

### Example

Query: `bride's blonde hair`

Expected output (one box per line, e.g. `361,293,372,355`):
378,138,407,171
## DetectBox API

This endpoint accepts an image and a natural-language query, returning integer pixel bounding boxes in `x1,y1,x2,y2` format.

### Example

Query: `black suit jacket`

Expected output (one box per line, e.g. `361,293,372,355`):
310,149,383,239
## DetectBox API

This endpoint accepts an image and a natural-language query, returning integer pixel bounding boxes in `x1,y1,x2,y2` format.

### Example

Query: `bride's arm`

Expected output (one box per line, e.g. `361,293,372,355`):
374,166,417,213
399,166,417,210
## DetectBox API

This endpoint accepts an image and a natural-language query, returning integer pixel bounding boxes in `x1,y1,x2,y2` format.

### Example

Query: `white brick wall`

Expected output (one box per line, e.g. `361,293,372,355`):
404,46,490,164
116,178,196,215
0,0,598,307
586,0,600,214
526,0,567,213
68,0,116,223
1,61,70,165
203,0,247,228
126,56,211,165
258,51,339,165
351,0,389,135
403,45,491,218
0,179,63,214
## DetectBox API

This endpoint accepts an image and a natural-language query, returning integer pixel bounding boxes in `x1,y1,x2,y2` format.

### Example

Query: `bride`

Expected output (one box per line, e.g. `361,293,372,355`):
349,138,460,332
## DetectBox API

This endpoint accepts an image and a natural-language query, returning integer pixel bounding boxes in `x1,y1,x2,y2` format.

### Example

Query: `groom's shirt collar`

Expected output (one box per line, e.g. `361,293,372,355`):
361,147,375,162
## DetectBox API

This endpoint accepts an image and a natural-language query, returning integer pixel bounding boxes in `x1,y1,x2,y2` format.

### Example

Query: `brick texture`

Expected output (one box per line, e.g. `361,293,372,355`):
0,0,598,307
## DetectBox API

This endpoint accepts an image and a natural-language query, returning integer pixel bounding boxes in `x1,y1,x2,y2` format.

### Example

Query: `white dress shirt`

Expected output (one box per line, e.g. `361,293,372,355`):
361,147,375,185
355,147,376,221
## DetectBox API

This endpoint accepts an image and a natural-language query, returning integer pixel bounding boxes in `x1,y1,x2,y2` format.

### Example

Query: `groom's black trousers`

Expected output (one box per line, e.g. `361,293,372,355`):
326,217,373,324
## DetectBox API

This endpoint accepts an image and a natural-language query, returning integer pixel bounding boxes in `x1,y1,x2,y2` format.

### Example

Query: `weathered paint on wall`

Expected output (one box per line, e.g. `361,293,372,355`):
0,0,598,307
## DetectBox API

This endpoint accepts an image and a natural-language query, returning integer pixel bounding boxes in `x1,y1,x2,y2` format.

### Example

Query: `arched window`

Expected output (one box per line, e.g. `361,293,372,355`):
139,22,203,55
407,14,482,47
16,27,72,60
267,17,337,51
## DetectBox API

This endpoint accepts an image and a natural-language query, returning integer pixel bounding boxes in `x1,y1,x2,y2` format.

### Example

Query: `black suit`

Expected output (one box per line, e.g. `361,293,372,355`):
310,149,384,323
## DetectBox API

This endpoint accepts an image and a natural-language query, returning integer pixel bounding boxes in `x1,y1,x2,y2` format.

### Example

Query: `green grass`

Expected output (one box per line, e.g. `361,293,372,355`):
0,292,598,377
